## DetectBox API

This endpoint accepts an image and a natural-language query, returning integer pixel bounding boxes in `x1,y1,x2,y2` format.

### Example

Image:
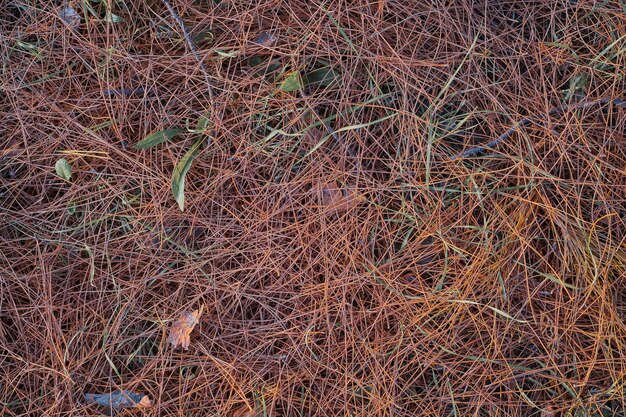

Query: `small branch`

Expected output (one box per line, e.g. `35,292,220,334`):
161,0,219,135
454,96,626,159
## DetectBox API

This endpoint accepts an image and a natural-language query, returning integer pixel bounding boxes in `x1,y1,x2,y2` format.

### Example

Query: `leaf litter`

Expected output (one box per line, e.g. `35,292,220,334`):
229,405,257,417
84,390,151,410
58,4,82,29
168,306,203,350
318,180,362,212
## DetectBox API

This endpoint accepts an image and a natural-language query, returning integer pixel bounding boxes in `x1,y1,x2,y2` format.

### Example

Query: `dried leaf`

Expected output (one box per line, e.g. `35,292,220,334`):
252,32,278,47
318,181,362,212
84,390,151,410
215,49,240,58
59,5,81,29
137,395,152,408
229,405,257,417
168,307,203,350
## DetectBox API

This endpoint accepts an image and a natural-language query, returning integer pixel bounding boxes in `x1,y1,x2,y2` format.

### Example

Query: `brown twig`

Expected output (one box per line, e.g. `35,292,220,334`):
455,97,626,158
161,0,219,134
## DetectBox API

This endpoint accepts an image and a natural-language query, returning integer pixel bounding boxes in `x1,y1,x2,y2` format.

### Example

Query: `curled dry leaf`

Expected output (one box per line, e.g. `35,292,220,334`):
318,180,362,212
168,306,203,350
84,390,151,410
137,396,152,408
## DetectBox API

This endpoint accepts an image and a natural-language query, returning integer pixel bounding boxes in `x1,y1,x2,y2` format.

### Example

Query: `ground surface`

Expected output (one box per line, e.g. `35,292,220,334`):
1,1,626,416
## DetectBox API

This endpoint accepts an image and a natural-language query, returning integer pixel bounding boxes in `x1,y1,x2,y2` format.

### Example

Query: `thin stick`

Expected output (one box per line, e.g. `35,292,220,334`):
162,0,219,134
455,97,626,159
161,0,215,99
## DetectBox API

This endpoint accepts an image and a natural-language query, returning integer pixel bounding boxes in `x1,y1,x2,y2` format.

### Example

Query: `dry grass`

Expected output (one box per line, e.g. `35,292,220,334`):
2,1,626,416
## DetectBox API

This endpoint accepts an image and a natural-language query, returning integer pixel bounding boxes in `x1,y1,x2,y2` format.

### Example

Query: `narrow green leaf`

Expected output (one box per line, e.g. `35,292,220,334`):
512,260,578,290
300,113,397,161
133,128,186,149
172,138,203,211
16,40,43,59
16,40,38,53
55,158,72,181
215,50,239,58
278,71,302,92
303,68,339,87
541,272,577,289
449,299,528,323
105,11,124,23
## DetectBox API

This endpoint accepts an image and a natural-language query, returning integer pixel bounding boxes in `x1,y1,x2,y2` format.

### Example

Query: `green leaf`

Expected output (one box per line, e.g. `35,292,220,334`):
194,113,211,133
16,40,43,59
16,40,39,53
105,11,124,23
538,272,578,290
67,201,77,215
248,56,264,66
449,299,528,323
172,138,203,211
512,260,578,290
278,71,303,92
215,50,239,58
133,128,186,149
303,68,339,87
55,158,72,181
192,30,214,45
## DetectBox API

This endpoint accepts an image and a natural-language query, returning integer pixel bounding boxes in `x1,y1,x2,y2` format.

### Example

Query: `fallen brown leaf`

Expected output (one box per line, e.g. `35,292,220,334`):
318,180,362,212
137,395,151,407
168,306,203,350
229,405,257,417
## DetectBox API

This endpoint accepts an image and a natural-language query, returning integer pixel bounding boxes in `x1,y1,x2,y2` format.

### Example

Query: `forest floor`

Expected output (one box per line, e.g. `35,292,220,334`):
1,1,626,416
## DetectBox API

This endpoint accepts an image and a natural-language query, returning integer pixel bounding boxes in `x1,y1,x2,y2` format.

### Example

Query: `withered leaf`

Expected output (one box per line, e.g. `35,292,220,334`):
58,4,82,29
168,307,203,350
229,405,257,417
318,181,362,212
84,390,151,410
252,31,278,47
